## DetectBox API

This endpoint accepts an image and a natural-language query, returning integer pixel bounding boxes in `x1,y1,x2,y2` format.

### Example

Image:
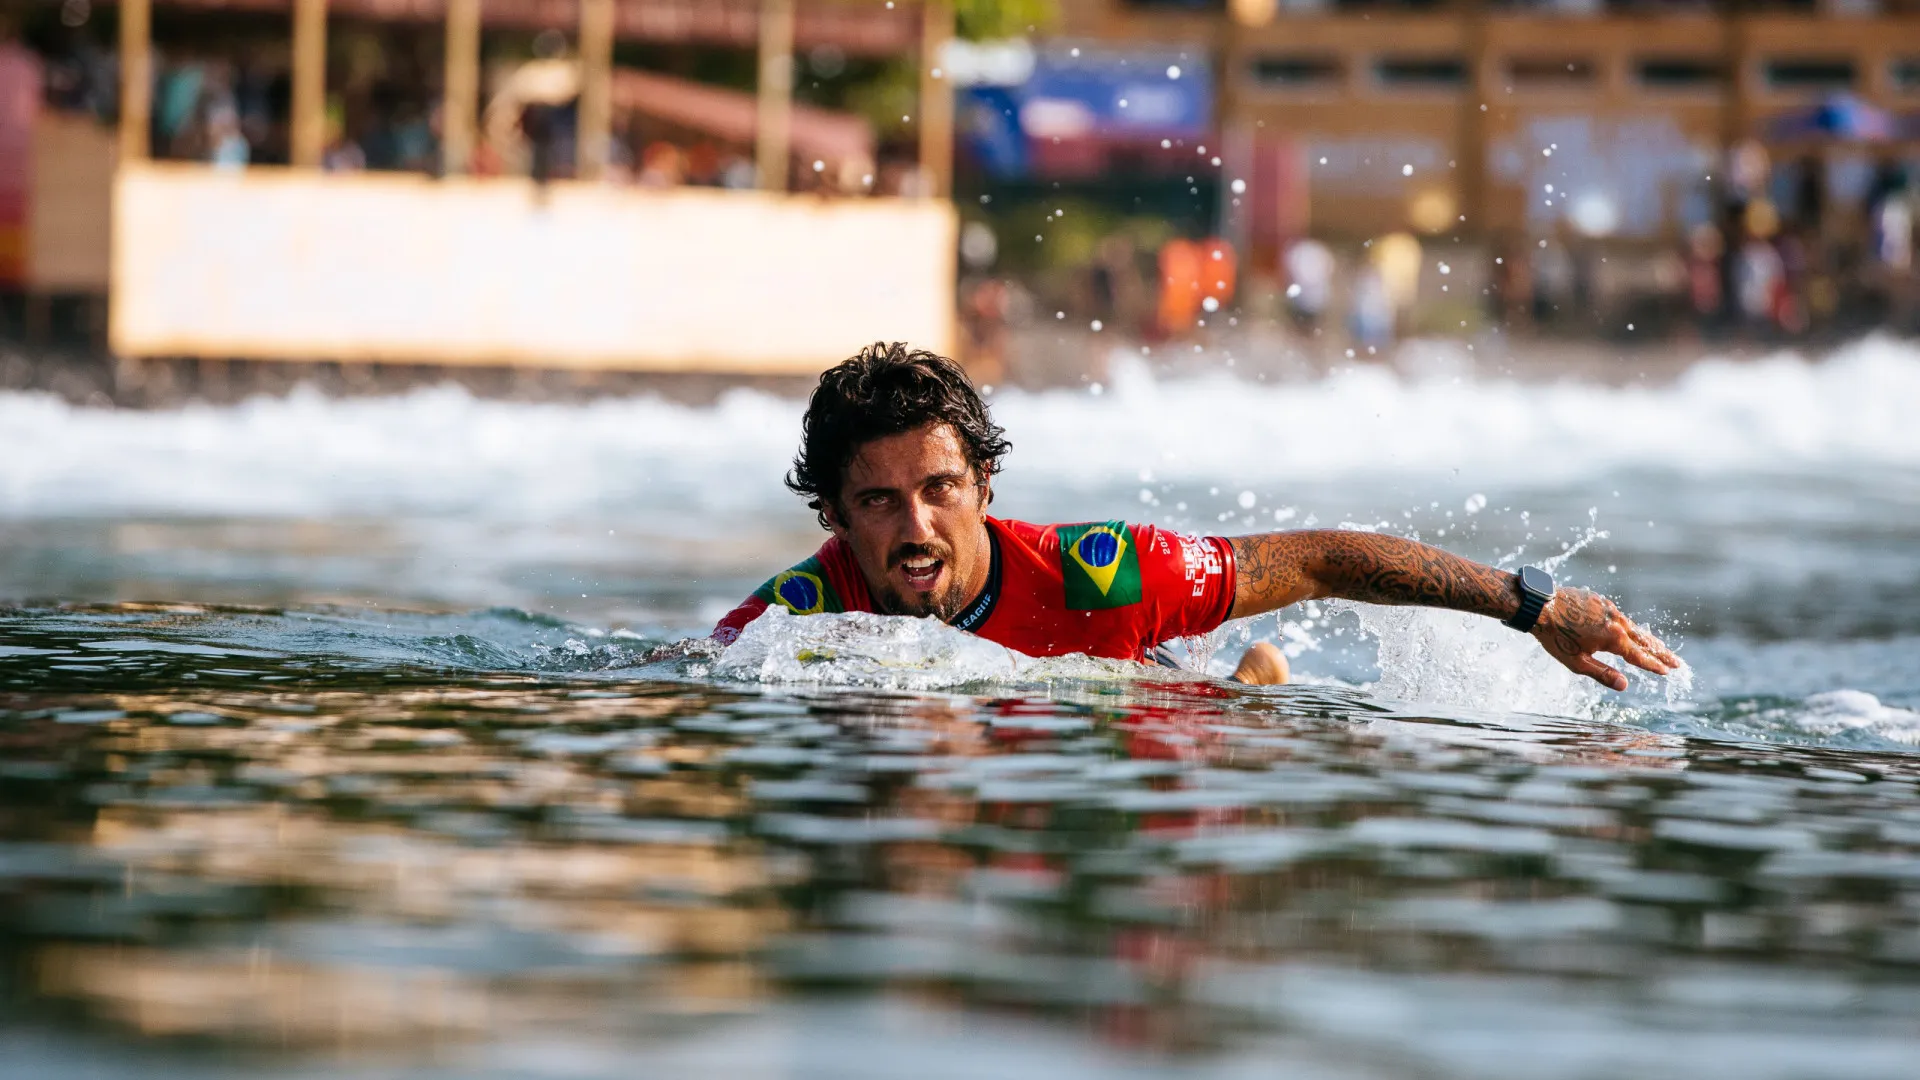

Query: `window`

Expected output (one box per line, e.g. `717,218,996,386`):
1636,58,1723,89
1764,59,1856,91
1374,57,1467,87
1506,58,1598,87
1250,56,1345,89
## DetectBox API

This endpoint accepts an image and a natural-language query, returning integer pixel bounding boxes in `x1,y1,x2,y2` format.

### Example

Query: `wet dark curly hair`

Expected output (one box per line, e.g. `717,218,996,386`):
787,342,1010,529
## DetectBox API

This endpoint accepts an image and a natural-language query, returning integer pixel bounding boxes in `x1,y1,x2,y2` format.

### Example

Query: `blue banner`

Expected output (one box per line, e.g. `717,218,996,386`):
960,46,1213,180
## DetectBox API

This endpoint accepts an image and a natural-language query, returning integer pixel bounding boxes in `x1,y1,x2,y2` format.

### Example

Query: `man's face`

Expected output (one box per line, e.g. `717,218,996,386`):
826,423,993,620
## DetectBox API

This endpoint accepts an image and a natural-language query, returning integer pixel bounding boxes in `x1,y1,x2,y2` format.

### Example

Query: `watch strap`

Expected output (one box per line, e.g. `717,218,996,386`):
1503,567,1552,633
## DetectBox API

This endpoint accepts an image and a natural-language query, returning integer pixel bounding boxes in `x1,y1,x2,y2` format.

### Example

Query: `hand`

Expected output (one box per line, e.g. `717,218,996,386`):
1531,586,1680,691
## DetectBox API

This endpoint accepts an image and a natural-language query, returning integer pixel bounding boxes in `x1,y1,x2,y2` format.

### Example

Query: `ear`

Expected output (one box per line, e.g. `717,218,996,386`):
821,500,851,540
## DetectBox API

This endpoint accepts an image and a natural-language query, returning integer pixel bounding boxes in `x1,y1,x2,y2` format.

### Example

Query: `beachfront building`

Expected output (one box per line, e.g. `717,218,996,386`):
956,1,1920,338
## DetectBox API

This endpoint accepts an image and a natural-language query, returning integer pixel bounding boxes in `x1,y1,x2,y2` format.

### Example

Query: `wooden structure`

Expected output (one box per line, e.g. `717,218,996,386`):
107,0,951,191
80,0,959,370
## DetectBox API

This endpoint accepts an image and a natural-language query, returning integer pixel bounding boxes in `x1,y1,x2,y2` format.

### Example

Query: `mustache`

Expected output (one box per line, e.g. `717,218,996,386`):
887,542,951,569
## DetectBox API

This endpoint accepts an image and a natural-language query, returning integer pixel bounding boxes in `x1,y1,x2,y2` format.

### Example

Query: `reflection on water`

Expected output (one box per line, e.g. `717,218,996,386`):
4,605,1919,1078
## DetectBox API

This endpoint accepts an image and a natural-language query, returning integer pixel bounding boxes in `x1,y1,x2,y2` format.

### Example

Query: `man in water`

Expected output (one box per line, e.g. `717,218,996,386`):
715,343,1678,688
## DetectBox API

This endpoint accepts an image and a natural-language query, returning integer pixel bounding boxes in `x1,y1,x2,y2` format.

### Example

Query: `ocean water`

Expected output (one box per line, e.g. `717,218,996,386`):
2,338,1918,1077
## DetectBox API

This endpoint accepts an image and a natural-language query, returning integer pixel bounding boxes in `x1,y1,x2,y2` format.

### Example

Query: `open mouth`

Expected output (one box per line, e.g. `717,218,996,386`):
898,555,945,591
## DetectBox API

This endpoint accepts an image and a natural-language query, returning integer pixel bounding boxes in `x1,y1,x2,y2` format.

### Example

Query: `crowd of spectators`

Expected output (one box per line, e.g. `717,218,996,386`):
1490,142,1920,341
28,17,896,192
965,135,1920,377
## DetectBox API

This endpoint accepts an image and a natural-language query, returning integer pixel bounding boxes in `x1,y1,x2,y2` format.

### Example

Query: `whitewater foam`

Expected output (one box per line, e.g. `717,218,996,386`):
711,607,1151,690
706,601,1664,728
1756,690,1920,746
5,338,1917,521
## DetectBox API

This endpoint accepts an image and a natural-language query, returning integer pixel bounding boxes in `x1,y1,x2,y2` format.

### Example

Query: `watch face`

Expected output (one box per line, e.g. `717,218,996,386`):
1519,565,1555,597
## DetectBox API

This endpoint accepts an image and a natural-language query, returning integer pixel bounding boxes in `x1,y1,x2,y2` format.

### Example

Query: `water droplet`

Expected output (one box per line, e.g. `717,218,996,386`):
1402,164,1413,176
1230,178,1246,194
1237,491,1256,510
1090,319,1103,331
1167,65,1182,79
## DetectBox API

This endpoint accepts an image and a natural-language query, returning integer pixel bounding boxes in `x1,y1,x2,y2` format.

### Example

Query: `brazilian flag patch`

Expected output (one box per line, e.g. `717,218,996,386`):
1058,521,1142,610
753,557,843,616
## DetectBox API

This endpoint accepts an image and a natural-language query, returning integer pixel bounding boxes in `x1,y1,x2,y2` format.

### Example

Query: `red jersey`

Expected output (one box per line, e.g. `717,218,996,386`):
712,518,1237,662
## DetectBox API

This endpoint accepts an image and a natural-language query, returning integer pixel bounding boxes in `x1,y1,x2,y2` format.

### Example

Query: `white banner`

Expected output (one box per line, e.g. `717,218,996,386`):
112,164,956,372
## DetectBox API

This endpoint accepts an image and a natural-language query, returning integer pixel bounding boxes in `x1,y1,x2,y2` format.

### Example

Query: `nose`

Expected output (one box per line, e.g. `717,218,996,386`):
901,493,938,544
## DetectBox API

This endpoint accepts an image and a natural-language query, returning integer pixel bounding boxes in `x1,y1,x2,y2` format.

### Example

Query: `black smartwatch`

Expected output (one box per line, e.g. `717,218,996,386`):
1503,565,1555,633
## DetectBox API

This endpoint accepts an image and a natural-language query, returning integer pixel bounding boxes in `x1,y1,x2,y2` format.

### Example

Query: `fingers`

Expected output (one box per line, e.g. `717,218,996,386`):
1614,630,1677,675
1629,623,1681,669
1567,652,1629,692
1610,617,1680,675
1619,643,1673,675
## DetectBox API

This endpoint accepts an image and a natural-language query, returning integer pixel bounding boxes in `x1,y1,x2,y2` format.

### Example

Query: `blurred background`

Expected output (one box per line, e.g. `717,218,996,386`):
0,0,1917,400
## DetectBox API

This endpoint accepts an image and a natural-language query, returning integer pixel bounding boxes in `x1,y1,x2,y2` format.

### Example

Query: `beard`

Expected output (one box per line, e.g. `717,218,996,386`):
873,541,968,620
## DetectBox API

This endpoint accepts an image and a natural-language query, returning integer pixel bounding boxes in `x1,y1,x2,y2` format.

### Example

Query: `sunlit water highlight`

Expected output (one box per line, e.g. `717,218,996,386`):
3,340,1919,1076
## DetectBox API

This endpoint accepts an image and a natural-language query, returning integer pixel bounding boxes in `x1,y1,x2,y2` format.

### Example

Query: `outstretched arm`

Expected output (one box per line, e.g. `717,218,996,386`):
1227,531,1679,691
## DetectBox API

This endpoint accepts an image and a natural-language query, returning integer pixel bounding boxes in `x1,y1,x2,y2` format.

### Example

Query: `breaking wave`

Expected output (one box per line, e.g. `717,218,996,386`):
3,337,1917,520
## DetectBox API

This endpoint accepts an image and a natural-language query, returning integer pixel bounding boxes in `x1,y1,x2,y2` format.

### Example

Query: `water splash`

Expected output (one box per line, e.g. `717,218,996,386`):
1333,600,1609,720
712,607,1149,690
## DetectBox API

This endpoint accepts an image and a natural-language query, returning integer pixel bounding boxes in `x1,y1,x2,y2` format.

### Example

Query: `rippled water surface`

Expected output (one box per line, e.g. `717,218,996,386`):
4,342,1920,1077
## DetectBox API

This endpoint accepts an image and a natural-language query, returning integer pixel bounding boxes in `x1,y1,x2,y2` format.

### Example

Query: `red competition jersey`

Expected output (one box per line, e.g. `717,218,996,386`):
712,518,1237,662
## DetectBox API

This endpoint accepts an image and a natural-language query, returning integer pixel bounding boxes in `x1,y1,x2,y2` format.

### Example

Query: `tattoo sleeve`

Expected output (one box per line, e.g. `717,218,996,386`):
1228,531,1521,622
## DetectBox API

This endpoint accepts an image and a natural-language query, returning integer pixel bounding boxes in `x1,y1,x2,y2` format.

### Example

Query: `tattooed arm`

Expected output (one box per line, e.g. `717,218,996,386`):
1227,531,1679,691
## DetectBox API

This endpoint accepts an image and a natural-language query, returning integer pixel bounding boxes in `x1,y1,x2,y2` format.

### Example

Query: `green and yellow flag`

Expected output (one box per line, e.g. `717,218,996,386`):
753,556,843,616
1058,521,1142,610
